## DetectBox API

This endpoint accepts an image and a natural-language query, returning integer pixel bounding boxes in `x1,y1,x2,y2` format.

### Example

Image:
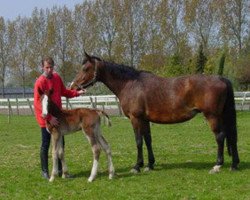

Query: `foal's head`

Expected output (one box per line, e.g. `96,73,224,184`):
40,89,55,117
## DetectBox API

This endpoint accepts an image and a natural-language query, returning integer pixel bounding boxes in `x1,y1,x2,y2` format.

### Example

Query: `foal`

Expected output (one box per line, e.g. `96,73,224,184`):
41,90,115,182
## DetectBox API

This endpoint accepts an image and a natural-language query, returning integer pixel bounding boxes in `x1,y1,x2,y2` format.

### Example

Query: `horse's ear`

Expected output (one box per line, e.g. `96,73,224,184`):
38,87,43,96
49,88,54,96
84,51,91,61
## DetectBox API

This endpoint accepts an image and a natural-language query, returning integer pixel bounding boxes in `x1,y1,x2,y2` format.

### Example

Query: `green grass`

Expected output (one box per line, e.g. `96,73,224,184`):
0,112,250,200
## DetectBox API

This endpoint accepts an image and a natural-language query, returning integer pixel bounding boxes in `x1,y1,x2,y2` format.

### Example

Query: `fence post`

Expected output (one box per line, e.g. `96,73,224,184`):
16,98,19,115
27,98,34,115
7,98,12,123
116,97,123,116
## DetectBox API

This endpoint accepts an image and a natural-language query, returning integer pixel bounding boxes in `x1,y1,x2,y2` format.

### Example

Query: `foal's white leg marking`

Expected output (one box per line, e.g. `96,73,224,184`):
209,165,222,174
49,136,60,182
88,159,99,182
85,133,100,182
42,95,48,117
97,131,115,180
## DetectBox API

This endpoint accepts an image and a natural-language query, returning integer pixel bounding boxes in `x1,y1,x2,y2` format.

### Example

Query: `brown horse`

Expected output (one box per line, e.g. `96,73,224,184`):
41,89,115,182
70,52,239,174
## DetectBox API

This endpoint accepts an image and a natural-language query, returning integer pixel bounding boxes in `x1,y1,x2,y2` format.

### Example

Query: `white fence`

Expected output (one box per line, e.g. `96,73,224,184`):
0,92,250,117
0,95,123,116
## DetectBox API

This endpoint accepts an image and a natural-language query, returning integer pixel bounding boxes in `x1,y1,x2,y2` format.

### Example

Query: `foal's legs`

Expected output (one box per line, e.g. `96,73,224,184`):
205,114,225,174
96,132,115,179
57,137,69,179
84,129,101,182
49,132,60,182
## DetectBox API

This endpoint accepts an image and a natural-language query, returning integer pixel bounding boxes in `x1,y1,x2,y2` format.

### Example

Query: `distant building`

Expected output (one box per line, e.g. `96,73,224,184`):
1,88,34,98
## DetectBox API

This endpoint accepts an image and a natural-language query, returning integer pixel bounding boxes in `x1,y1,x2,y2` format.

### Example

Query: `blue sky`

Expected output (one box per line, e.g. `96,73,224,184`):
0,0,84,20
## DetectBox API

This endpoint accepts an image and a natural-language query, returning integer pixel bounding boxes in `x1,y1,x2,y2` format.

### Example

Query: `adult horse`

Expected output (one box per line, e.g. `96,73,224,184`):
70,52,239,174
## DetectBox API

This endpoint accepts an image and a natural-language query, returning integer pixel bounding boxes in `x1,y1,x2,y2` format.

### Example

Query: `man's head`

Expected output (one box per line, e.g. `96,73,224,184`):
42,56,54,78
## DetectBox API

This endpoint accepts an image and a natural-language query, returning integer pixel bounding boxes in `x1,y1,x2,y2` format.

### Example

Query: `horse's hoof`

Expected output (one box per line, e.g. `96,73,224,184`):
209,165,221,174
130,168,139,174
230,166,238,171
109,172,114,179
144,167,152,172
88,177,94,182
49,177,54,182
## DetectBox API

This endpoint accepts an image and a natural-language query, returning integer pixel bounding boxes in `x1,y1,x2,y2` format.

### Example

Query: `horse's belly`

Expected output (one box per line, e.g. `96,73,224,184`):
147,109,199,124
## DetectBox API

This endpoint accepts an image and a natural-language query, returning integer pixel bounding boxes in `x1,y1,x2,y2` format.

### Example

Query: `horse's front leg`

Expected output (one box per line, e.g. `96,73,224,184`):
143,122,155,171
130,118,145,173
49,132,60,182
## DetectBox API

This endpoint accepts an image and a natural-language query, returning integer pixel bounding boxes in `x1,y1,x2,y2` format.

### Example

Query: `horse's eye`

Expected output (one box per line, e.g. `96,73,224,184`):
83,67,89,72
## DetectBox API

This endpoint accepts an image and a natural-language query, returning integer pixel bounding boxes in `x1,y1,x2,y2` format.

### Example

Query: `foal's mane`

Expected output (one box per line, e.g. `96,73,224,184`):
48,99,64,117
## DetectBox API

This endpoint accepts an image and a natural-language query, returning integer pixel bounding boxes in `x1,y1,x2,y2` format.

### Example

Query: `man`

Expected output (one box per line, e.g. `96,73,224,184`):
33,56,85,179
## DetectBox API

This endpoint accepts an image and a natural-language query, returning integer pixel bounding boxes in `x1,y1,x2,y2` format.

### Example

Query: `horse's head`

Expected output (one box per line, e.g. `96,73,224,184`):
41,89,53,117
70,52,100,90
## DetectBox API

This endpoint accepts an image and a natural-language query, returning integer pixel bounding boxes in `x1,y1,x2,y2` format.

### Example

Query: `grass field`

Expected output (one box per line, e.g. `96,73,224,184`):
0,112,250,200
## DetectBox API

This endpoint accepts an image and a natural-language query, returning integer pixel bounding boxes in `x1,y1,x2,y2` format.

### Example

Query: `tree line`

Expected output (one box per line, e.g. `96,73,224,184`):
0,0,250,97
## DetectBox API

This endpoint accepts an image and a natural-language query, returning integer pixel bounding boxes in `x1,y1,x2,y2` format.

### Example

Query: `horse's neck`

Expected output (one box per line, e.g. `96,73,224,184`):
98,65,130,97
48,101,63,118
100,74,126,97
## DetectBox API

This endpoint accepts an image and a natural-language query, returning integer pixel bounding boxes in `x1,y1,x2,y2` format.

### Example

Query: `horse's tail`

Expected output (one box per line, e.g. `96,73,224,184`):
97,110,112,127
222,78,237,157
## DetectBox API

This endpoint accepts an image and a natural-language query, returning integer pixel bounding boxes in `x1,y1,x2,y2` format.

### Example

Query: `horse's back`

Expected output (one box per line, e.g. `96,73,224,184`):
125,74,230,123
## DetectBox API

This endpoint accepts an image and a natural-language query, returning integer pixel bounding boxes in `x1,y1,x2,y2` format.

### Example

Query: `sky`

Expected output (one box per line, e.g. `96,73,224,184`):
0,0,84,20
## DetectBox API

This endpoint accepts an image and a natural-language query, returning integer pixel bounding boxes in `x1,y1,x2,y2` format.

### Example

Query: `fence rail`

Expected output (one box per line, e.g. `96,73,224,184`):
0,95,123,117
0,92,250,117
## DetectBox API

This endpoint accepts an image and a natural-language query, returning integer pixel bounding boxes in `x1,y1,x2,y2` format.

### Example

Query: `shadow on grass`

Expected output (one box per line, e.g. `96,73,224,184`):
71,161,250,180
156,161,250,171
73,166,149,180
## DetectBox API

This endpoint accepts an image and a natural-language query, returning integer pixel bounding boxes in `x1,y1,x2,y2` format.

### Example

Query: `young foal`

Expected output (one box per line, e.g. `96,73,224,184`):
41,90,115,182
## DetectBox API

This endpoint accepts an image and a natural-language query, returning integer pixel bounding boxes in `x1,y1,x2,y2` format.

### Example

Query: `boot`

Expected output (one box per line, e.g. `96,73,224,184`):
40,147,50,179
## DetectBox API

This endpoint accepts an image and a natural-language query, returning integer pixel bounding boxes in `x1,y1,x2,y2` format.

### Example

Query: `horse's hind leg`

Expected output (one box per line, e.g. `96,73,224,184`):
205,114,225,174
96,130,115,180
84,130,101,182
57,137,69,179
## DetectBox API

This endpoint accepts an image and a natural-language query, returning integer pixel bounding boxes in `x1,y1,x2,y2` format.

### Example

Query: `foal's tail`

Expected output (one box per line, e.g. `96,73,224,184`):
97,110,112,127
222,78,237,157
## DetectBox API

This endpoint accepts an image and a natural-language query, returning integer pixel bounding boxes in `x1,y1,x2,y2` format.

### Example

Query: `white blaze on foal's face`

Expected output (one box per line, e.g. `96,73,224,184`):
42,94,49,117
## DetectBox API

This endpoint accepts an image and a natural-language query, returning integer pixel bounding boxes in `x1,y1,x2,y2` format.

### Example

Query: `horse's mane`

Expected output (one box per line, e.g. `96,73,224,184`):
48,99,64,117
103,61,142,80
85,55,152,80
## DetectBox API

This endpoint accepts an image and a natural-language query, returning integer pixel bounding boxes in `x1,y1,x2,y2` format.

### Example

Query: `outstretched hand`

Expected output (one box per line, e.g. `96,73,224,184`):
77,89,87,96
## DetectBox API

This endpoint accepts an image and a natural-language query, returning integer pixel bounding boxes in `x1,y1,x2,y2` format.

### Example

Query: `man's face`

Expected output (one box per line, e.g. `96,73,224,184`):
43,61,54,77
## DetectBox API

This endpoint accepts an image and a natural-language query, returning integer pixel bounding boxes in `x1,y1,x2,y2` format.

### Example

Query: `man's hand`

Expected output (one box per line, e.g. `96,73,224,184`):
49,116,59,127
77,89,87,96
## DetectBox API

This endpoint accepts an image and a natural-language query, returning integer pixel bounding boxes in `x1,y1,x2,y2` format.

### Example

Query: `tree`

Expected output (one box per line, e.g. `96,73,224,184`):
94,0,120,60
196,44,207,74
185,0,218,53
0,17,10,97
218,53,226,76
9,17,32,96
218,0,248,53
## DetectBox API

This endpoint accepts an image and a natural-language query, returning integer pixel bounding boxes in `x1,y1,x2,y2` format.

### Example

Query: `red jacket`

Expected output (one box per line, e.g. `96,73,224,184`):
34,72,79,127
